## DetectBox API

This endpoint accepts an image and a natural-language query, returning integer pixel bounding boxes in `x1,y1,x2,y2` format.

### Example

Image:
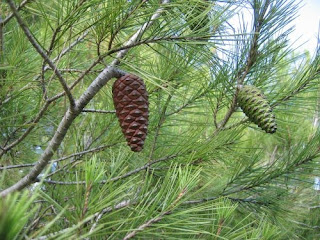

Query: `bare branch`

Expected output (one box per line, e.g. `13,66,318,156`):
6,0,76,107
82,109,116,114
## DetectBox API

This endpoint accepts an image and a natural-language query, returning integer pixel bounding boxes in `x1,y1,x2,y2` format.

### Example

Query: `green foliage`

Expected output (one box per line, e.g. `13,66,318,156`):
0,190,37,240
1,0,320,239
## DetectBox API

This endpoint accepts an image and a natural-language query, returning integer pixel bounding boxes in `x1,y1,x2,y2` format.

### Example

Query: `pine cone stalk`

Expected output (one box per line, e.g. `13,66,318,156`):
112,74,149,152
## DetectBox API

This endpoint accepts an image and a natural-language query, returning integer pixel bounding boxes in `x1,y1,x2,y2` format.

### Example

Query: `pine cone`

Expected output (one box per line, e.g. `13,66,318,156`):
237,85,277,134
112,74,149,152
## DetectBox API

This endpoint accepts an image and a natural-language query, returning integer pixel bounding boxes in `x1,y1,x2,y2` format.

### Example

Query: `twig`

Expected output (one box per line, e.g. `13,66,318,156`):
220,117,249,131
290,220,320,229
30,205,56,231
0,101,50,158
215,218,225,239
56,68,102,73
0,143,119,171
41,154,178,185
149,94,172,159
214,2,270,132
79,184,92,235
213,95,223,129
88,199,131,235
0,0,171,198
107,0,148,51
53,31,89,63
82,109,116,114
6,0,75,107
110,0,170,66
35,199,132,240
0,16,4,61
2,0,33,25
123,188,186,240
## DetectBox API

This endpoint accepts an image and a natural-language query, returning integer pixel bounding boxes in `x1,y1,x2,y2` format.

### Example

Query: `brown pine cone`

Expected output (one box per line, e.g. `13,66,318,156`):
112,74,149,152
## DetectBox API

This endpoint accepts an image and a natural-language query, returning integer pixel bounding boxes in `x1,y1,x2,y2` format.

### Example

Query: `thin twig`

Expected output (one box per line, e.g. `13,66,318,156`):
41,154,178,185
0,143,119,171
123,188,186,240
78,184,92,235
215,218,225,239
35,199,131,240
214,2,270,133
2,0,34,25
0,16,4,62
149,94,172,159
88,199,131,235
6,0,75,107
82,109,116,114
0,101,50,158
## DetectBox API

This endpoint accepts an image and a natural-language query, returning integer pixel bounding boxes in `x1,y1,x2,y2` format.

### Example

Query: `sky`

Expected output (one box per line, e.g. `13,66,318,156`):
293,0,320,54
227,1,319,54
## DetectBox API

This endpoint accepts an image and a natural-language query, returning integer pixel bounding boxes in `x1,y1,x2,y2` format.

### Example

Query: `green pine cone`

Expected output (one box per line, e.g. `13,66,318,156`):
237,85,277,134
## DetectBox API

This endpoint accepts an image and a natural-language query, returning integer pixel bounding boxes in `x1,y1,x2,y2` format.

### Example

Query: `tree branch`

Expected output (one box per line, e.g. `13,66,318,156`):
88,199,131,235
0,0,171,198
41,154,178,185
6,0,76,108
82,109,116,114
36,199,132,240
215,1,270,132
0,143,119,171
2,0,34,25
123,189,185,240
0,101,50,158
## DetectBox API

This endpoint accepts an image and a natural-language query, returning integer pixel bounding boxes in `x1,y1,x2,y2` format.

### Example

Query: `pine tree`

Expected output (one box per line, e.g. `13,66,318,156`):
0,0,320,239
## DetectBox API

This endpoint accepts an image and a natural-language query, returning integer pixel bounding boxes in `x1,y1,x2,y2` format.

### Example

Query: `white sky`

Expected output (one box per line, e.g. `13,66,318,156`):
292,0,320,54
227,1,319,54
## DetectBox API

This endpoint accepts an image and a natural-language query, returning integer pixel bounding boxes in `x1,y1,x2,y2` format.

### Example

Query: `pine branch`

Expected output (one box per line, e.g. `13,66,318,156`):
149,94,172,159
0,65,125,159
6,0,76,108
0,17,3,63
123,189,186,240
41,154,178,185
123,212,171,240
82,109,116,114
0,143,119,171
88,200,131,235
0,101,50,158
0,0,171,198
215,1,271,132
2,0,33,25
0,31,88,106
36,199,132,240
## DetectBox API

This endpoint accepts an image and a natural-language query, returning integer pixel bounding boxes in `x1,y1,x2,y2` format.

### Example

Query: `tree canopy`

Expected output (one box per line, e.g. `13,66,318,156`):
0,0,320,239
